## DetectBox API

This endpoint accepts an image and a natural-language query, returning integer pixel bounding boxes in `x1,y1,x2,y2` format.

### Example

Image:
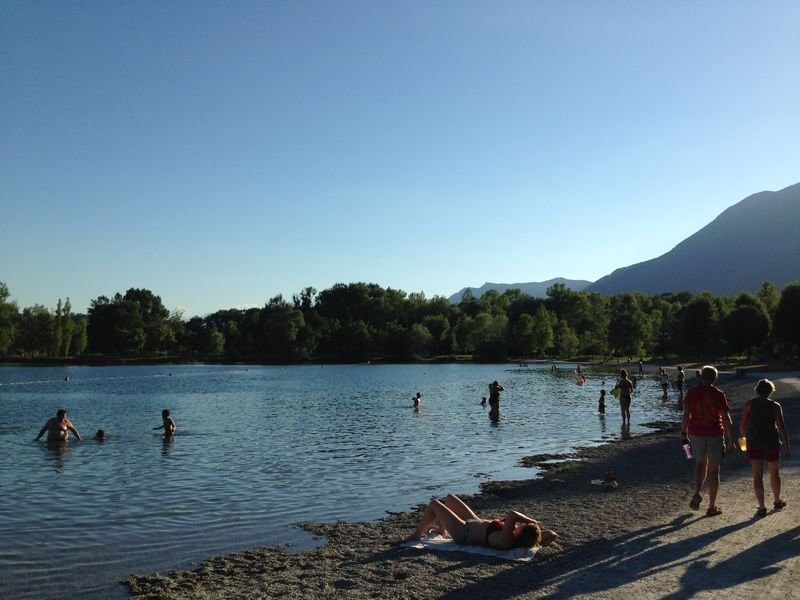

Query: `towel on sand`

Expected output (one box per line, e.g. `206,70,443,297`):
403,533,537,562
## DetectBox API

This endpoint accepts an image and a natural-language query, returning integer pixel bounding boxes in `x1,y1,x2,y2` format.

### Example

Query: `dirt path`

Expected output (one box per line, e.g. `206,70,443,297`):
533,376,800,599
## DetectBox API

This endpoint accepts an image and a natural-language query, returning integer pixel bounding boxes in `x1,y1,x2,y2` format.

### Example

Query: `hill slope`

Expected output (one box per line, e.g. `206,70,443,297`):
588,182,800,295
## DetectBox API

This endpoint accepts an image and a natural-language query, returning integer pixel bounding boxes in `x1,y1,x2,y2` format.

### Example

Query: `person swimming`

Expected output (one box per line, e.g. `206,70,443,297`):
35,409,81,442
153,409,176,437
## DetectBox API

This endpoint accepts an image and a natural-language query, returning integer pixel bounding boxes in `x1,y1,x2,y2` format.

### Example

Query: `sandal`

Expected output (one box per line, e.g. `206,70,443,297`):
756,507,767,518
689,493,702,511
774,499,787,511
706,506,722,517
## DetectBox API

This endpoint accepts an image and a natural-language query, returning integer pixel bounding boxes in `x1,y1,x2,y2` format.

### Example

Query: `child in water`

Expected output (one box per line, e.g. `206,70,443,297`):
598,389,606,415
154,409,176,437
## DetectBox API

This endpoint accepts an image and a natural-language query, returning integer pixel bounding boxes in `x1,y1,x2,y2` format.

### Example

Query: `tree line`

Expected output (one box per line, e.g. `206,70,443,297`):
1,280,799,363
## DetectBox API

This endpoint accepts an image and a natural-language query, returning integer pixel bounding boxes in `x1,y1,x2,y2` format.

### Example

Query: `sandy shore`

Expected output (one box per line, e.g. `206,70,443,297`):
126,372,799,599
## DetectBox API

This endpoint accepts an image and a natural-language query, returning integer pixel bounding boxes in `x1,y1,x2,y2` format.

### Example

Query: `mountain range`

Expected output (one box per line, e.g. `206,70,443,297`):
449,182,800,301
448,278,591,303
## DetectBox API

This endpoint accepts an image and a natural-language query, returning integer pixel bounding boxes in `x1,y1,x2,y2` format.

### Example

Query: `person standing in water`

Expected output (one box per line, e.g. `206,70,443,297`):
35,409,81,442
154,409,176,437
488,380,504,420
739,379,791,517
598,389,606,415
676,366,686,401
413,392,422,409
615,369,634,427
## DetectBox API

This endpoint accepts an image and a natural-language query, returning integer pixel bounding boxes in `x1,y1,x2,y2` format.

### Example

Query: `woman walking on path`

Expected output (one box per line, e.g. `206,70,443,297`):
740,379,791,517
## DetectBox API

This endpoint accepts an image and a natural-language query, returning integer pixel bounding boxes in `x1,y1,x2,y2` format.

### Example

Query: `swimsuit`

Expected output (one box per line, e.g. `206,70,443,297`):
485,519,504,544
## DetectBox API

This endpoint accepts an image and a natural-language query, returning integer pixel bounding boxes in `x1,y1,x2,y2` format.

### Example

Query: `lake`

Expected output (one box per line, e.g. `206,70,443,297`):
0,363,679,599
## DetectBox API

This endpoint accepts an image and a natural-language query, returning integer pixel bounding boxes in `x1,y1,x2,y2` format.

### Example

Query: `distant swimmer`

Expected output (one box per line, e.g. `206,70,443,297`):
481,396,487,406
598,390,606,415
154,409,176,437
35,408,81,442
488,380,504,420
413,392,422,409
94,429,107,441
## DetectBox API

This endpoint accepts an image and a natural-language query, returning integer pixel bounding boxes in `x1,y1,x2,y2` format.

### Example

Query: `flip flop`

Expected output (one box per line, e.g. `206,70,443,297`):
689,493,702,511
706,506,722,517
756,507,767,518
774,499,787,511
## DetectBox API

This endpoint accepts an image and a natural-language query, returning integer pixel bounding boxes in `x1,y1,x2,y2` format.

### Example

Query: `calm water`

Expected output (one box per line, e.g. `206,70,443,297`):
0,363,679,599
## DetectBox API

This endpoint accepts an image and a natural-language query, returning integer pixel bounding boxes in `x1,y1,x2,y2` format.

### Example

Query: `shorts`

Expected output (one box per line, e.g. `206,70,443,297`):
747,447,781,462
690,435,724,464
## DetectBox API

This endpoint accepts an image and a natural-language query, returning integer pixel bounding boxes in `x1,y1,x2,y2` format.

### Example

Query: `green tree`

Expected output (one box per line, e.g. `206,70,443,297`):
0,282,18,354
608,294,649,358
123,288,170,352
17,305,56,356
422,314,450,354
206,327,225,355
554,320,580,357
70,317,88,355
682,293,720,357
774,282,800,350
757,281,780,317
407,323,433,358
512,313,536,357
530,305,555,357
723,293,770,358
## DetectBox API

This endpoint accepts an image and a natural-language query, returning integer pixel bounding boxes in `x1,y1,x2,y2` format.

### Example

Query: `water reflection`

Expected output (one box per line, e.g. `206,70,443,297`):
43,440,71,473
161,435,175,457
2,362,683,599
620,424,632,440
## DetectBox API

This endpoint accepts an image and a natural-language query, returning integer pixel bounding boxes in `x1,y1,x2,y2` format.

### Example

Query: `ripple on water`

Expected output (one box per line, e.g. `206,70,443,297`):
0,363,680,598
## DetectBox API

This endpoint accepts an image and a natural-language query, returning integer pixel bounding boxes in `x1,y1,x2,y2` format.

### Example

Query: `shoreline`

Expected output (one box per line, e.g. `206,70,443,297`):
125,373,798,599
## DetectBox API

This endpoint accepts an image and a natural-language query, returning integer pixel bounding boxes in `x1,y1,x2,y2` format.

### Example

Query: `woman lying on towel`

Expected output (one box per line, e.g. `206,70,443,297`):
412,494,558,549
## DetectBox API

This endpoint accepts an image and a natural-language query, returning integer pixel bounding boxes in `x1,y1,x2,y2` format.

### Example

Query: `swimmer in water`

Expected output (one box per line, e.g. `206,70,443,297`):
35,409,81,442
153,409,176,437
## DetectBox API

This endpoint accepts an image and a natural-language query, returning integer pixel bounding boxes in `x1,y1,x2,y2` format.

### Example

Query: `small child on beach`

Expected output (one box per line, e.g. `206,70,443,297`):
154,409,176,437
739,379,791,517
598,390,606,415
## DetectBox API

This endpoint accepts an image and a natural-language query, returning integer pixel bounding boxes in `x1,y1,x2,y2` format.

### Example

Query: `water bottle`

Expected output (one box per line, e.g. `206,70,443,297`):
682,439,692,459
738,436,747,451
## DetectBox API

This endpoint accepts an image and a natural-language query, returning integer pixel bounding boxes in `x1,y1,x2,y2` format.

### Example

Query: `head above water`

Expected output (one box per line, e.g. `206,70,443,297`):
162,409,170,417
95,429,106,440
755,378,775,397
56,409,67,419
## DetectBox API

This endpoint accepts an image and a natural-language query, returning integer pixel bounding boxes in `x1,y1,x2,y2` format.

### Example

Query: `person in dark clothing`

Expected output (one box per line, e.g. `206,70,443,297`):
739,379,791,517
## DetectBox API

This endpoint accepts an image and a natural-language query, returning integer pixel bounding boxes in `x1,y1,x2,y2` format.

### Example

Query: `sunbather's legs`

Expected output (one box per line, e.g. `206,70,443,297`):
414,499,466,540
444,494,480,521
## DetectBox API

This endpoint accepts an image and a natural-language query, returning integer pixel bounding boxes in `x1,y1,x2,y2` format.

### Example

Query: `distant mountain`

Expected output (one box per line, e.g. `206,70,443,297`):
448,278,592,303
588,182,800,296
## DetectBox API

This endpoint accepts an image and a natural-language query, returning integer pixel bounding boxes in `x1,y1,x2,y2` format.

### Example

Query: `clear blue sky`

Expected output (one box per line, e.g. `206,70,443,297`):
2,1,799,317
